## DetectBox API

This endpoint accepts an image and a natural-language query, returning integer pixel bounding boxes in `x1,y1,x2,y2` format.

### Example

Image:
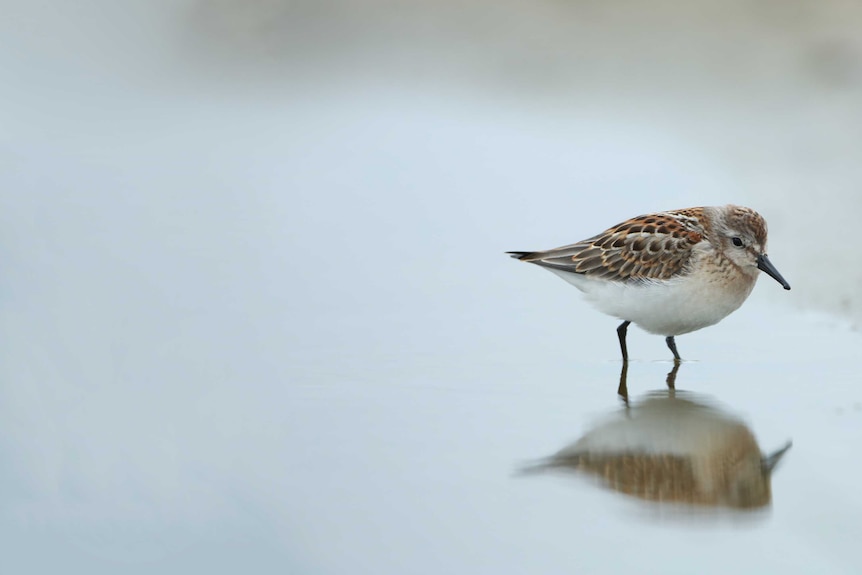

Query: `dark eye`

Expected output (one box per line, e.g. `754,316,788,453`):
731,237,744,247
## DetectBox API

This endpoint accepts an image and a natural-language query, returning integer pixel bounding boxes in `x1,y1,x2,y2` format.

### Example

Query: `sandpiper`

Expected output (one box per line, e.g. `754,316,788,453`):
509,205,790,361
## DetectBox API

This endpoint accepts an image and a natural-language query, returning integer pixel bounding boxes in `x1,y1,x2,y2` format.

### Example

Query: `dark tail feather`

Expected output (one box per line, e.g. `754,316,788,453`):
506,251,533,260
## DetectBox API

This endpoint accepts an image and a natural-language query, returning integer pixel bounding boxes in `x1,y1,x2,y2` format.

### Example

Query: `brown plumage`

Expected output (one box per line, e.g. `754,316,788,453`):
510,209,709,282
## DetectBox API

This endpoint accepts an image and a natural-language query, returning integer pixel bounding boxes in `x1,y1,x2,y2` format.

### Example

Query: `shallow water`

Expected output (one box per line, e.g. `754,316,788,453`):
270,303,862,575
5,267,861,573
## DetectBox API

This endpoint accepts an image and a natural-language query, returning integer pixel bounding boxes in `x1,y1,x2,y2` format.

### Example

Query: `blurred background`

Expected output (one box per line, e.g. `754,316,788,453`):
2,1,862,573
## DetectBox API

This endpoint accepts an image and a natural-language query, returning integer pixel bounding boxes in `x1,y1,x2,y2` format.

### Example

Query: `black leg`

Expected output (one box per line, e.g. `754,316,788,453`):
617,321,631,362
665,336,681,361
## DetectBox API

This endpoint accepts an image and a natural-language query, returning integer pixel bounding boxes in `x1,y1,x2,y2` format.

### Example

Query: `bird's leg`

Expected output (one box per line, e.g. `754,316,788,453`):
617,321,631,362
665,336,681,362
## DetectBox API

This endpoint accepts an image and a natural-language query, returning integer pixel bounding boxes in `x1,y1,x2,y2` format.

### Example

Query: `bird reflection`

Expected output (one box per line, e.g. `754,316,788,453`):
524,390,791,510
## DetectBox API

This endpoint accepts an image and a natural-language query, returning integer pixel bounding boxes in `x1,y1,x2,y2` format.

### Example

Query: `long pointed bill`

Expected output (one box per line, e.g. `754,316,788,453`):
757,254,791,290
763,441,793,473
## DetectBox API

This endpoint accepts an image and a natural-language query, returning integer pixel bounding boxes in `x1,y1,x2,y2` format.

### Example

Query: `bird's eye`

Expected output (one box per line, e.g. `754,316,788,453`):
731,237,744,247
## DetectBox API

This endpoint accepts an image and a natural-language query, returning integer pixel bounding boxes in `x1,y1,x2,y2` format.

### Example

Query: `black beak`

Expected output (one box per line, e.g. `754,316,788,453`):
757,254,791,290
762,441,793,473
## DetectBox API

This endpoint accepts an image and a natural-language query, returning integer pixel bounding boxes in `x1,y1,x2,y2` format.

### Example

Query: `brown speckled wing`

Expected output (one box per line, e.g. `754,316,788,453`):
514,210,706,282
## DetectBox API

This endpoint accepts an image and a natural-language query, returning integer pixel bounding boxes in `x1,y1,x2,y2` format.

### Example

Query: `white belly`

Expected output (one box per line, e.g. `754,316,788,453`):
548,269,756,336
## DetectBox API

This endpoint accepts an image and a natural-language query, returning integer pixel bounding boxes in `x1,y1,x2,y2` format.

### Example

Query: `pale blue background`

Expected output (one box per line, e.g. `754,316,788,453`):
2,2,862,573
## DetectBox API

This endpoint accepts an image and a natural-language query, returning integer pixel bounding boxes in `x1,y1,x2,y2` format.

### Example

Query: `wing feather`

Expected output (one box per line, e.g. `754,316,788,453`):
510,210,706,282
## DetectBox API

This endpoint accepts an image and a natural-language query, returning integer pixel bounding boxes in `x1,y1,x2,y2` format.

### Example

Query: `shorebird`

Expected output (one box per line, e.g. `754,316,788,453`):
509,205,790,361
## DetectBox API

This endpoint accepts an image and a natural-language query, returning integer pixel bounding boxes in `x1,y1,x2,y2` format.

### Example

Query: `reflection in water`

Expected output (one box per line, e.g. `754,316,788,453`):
617,361,680,402
525,390,792,510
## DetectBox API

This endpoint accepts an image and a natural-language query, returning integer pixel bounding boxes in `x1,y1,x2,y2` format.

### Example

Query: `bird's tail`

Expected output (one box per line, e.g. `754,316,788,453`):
506,251,533,261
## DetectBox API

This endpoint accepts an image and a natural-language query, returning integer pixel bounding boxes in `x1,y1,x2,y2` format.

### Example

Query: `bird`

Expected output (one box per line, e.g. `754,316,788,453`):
508,205,791,361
